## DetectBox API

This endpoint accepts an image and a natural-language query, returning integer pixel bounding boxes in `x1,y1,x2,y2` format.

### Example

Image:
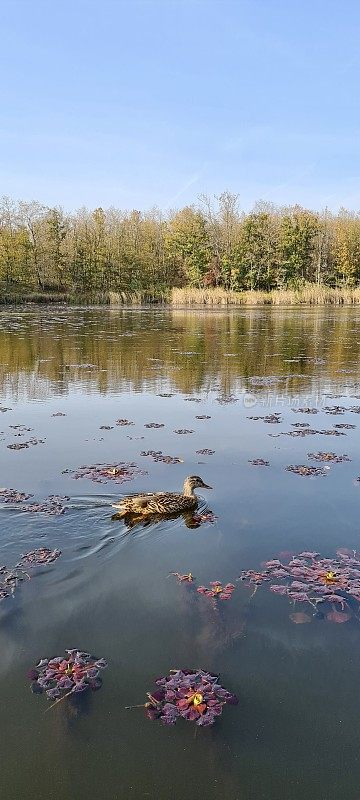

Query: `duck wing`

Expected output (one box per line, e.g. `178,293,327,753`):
112,491,194,515
112,491,173,512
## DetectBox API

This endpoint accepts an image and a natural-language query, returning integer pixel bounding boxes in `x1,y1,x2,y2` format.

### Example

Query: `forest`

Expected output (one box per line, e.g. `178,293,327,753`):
1,192,360,298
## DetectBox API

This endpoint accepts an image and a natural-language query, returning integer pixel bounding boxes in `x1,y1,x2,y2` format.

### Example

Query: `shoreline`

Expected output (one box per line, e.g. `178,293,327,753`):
2,285,360,307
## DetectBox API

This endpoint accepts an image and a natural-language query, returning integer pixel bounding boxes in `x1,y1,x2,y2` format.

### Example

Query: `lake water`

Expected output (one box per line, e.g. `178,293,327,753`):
1,305,360,800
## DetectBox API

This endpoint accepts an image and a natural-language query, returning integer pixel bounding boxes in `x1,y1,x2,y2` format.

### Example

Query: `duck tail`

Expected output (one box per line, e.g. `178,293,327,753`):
111,503,127,516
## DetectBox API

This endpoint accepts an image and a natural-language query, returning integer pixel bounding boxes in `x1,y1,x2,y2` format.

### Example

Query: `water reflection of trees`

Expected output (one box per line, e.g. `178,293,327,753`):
1,308,360,401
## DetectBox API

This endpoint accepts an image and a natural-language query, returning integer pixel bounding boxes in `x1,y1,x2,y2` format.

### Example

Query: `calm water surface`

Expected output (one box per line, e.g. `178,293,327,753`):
1,306,360,800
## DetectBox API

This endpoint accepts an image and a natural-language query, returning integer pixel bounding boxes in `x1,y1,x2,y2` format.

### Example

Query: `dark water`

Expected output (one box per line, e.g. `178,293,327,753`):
1,306,360,800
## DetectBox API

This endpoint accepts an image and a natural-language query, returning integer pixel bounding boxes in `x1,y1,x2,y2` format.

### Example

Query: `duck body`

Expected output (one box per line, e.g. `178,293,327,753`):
112,475,211,518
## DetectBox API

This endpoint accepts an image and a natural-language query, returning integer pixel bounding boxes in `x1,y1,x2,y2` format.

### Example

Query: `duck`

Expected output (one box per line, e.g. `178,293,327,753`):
111,475,212,518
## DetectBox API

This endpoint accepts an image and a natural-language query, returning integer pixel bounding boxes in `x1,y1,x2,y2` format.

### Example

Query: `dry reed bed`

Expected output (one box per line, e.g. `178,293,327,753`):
170,286,360,306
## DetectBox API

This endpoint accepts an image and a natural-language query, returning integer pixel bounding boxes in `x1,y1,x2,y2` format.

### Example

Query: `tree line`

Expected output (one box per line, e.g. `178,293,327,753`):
1,192,360,294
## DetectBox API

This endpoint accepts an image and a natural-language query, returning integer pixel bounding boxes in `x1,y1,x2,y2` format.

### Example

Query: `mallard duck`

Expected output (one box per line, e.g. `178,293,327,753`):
111,475,212,518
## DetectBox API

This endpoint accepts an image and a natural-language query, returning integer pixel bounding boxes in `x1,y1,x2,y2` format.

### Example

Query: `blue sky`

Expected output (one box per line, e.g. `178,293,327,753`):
1,0,360,211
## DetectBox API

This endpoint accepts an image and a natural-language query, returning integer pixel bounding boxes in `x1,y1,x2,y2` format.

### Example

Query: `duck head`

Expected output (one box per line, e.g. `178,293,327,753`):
183,475,212,495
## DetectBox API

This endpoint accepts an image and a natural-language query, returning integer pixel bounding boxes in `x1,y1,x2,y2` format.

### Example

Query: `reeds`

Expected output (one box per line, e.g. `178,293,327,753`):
170,285,360,306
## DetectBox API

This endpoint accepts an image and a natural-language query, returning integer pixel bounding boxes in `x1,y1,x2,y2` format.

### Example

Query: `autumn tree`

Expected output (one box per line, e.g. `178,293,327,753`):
166,207,211,286
278,207,319,286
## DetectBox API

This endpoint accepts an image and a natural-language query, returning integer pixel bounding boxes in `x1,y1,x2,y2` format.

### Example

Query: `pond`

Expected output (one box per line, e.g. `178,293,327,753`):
1,305,360,800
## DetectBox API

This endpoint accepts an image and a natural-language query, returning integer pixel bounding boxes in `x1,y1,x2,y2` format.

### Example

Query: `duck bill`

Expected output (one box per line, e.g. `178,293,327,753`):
202,483,212,489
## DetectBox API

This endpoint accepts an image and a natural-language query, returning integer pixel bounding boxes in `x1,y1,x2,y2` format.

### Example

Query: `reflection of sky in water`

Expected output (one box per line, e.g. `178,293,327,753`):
1,308,360,800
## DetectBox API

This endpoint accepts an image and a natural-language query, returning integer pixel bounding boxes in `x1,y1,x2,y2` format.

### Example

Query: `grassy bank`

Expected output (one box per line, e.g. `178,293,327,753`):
0,289,168,306
2,285,360,306
170,286,360,306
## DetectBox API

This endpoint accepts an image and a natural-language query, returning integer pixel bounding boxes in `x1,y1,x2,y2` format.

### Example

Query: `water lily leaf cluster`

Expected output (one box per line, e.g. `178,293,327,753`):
239,549,360,622
65,463,147,484
285,465,327,476
19,548,61,566
0,487,33,503
144,669,238,726
29,649,108,702
307,452,351,463
197,581,235,601
0,548,61,602
7,437,45,451
140,450,183,464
